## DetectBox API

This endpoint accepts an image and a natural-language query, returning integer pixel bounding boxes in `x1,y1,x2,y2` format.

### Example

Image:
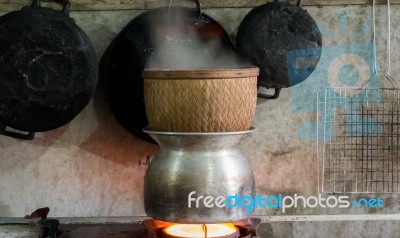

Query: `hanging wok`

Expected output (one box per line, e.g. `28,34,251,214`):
0,0,98,139
104,0,238,143
235,0,322,99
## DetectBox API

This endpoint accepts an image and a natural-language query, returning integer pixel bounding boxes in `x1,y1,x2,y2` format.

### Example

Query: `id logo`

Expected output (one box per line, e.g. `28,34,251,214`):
288,10,381,141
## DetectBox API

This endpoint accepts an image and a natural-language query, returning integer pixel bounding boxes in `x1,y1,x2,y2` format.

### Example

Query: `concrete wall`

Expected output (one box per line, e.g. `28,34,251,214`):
1,4,400,219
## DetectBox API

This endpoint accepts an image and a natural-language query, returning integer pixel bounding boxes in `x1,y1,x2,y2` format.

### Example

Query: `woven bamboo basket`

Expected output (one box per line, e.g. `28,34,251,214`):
143,67,259,132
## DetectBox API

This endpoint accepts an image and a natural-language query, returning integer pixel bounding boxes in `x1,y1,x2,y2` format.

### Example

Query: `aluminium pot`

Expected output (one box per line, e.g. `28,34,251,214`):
143,128,256,223
104,0,238,143
235,0,322,99
0,0,98,139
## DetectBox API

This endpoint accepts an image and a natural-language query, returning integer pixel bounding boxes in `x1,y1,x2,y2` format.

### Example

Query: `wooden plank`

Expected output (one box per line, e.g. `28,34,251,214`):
0,0,398,11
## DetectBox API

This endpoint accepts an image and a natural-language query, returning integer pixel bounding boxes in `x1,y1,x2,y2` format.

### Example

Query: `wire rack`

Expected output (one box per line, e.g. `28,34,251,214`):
318,88,400,193
317,0,400,194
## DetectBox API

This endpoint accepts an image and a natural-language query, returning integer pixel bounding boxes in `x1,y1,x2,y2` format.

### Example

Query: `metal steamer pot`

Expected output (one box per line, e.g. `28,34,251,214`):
0,0,98,139
104,0,238,143
143,128,256,223
235,0,322,99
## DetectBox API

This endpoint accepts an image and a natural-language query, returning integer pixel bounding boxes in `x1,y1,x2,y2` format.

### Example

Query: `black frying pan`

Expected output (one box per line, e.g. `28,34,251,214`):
236,0,322,99
0,0,98,139
103,0,237,143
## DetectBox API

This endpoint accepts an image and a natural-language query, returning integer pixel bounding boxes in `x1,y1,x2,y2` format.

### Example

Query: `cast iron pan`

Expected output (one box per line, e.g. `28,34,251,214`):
104,0,237,143
235,0,322,99
0,0,98,139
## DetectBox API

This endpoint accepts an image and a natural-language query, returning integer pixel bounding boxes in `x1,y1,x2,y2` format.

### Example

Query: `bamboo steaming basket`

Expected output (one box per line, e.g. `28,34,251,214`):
143,67,259,132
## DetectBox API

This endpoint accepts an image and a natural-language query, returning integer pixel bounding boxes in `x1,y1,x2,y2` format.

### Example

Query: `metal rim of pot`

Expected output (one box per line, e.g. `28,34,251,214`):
143,126,255,136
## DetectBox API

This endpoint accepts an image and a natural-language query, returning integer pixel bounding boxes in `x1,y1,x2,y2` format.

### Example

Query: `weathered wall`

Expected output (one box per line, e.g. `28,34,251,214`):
1,3,400,219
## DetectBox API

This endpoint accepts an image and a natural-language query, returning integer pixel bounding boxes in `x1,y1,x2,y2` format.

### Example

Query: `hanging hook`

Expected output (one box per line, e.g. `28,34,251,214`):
61,0,71,16
168,0,173,14
31,0,41,7
360,0,378,89
385,0,399,88
384,0,400,88
167,0,201,17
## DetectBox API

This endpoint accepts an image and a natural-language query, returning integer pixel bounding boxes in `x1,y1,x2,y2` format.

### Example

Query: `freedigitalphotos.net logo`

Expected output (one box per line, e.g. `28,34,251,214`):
188,191,384,213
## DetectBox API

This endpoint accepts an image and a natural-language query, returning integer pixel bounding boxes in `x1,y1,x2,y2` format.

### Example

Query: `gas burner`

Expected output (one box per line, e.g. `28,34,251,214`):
142,218,260,238
163,223,239,238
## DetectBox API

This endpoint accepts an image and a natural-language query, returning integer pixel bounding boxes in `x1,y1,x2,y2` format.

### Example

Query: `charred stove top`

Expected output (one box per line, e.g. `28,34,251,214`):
0,216,261,238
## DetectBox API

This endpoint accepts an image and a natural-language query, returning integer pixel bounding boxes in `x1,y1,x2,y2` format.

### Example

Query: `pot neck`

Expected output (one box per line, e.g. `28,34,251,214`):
145,129,254,150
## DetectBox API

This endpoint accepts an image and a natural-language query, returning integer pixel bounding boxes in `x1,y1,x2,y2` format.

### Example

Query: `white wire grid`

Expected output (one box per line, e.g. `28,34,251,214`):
316,0,400,194
318,88,400,193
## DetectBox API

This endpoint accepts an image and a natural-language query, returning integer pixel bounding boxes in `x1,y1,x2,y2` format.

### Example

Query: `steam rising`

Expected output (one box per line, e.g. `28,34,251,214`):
145,7,248,69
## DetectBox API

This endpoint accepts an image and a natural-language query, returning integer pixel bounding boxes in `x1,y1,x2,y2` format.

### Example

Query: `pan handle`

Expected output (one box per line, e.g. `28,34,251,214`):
257,87,281,99
61,0,71,16
30,0,41,7
170,0,202,16
296,0,303,6
272,0,302,6
0,124,35,140
189,0,201,16
30,0,71,16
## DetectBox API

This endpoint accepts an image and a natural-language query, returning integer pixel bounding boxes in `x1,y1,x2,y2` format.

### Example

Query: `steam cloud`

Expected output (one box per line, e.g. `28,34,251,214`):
145,7,249,69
